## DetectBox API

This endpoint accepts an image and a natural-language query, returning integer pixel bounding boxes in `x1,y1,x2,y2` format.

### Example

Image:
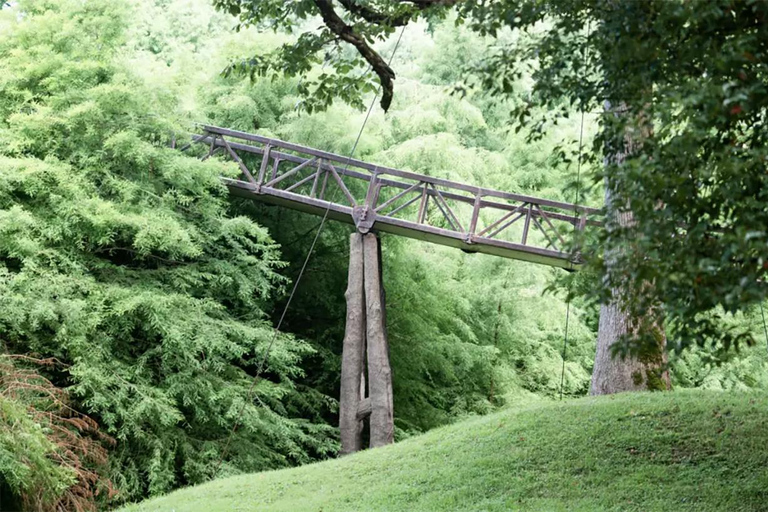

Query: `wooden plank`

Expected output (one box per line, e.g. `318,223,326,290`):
197,134,600,224
310,159,323,198
319,169,330,200
535,205,568,249
200,146,222,162
222,178,581,269
477,204,527,237
430,183,465,233
468,193,482,239
326,163,357,207
284,170,320,193
521,204,532,245
431,191,458,231
256,144,272,185
205,135,217,159
197,131,601,218
364,170,380,209
485,212,524,239
374,181,422,213
201,125,601,214
417,185,429,224
178,131,210,152
386,193,422,217
220,136,257,185
531,216,558,250
264,157,317,188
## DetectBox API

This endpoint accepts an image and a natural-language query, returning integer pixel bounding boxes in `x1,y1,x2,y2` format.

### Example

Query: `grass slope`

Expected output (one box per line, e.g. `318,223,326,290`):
121,391,768,512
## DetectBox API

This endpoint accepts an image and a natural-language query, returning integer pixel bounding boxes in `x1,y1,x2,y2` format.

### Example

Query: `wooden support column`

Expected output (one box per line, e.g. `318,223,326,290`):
339,232,394,454
339,233,366,455
363,233,394,448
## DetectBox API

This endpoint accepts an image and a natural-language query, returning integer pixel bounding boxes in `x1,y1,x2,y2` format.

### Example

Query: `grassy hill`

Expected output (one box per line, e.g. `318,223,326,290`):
120,391,768,512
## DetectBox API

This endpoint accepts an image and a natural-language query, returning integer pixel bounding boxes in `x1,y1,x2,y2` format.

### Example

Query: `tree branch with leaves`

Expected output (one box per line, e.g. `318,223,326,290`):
215,0,768,380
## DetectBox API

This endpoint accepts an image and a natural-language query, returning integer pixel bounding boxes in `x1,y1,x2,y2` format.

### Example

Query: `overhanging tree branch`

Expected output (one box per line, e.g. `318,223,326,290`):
337,0,411,26
313,0,397,110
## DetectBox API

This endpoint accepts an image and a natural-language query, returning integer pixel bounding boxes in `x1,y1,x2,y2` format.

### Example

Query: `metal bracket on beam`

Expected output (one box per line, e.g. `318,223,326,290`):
352,205,376,233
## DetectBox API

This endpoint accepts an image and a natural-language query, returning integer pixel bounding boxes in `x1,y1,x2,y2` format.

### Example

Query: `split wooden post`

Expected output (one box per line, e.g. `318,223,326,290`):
339,233,366,454
339,232,394,454
363,233,394,448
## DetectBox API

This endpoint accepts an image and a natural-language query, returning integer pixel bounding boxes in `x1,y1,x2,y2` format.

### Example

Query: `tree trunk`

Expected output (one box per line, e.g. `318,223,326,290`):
339,233,366,454
589,102,670,395
363,233,394,447
590,299,669,395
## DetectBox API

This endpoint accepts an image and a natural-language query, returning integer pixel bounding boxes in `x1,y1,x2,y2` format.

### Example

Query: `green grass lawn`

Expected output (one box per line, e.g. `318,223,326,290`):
120,390,768,512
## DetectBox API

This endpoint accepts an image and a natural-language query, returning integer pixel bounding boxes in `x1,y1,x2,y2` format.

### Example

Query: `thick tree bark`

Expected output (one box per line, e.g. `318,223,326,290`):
590,294,670,394
589,103,670,395
339,233,366,454
363,233,394,447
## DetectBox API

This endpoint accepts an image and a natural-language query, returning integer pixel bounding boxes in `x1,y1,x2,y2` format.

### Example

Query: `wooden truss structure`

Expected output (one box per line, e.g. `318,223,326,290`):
186,125,600,270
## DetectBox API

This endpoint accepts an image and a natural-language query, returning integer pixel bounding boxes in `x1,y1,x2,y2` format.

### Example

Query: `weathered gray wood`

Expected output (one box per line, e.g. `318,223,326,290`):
197,131,602,217
194,127,600,269
264,157,317,188
200,146,222,162
375,181,421,213
356,397,372,421
205,135,217,159
284,170,320,193
197,134,599,229
364,171,380,208
201,125,601,214
485,213,524,240
531,216,557,251
223,177,582,269
386,193,422,217
430,184,464,233
256,144,272,185
432,198,458,231
535,205,568,249
468,193,482,240
521,204,532,245
310,160,323,198
220,136,256,185
477,204,527,237
326,163,357,207
363,233,394,448
417,186,429,224
340,233,366,455
318,168,330,200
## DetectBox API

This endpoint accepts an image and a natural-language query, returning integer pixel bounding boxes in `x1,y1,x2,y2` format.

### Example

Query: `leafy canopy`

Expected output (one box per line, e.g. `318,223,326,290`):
216,0,768,356
0,0,336,504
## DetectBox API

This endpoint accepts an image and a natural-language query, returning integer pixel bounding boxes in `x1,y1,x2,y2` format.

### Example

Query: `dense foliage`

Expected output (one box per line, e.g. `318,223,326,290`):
0,356,112,511
0,0,336,506
1,0,768,509
219,0,768,359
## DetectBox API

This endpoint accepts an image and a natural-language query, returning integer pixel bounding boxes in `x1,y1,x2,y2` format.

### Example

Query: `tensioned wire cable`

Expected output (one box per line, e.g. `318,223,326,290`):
558,108,585,401
216,25,408,471
559,21,591,400
760,303,768,355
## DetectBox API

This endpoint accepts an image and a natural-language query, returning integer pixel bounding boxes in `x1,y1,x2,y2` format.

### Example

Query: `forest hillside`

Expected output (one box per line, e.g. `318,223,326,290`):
1,0,767,509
